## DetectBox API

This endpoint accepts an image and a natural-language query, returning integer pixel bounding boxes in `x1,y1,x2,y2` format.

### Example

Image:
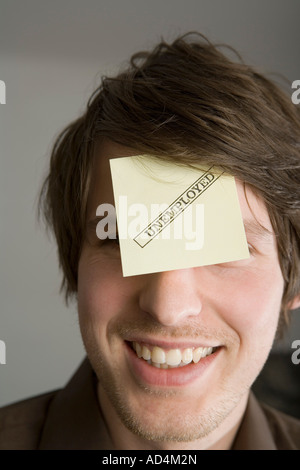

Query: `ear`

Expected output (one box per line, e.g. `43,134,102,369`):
288,294,300,311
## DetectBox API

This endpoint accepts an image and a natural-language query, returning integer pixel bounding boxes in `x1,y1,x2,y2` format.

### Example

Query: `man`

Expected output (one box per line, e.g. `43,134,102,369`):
1,32,300,450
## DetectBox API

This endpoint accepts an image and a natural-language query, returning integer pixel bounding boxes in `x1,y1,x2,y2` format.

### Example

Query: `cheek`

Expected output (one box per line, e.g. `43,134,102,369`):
220,267,284,346
78,262,116,324
77,252,133,334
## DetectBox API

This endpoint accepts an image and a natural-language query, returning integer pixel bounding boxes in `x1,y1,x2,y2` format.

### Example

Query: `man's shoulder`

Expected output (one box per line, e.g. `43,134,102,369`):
0,390,60,450
260,402,300,450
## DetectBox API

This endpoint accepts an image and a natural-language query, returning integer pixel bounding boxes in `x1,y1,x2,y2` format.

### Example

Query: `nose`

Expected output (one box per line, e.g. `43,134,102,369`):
139,268,202,326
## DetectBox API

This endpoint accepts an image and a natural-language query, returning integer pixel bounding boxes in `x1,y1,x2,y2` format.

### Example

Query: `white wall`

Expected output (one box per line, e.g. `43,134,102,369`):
1,0,300,406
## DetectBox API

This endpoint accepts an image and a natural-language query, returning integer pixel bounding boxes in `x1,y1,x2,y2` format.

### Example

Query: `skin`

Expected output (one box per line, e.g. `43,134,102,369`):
77,140,300,450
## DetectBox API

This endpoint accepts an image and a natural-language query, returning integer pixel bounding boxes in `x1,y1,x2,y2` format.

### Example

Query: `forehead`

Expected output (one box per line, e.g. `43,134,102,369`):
88,140,274,236
88,140,136,210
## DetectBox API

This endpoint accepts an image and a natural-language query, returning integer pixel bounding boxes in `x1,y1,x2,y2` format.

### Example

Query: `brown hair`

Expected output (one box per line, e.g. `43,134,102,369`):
39,32,300,327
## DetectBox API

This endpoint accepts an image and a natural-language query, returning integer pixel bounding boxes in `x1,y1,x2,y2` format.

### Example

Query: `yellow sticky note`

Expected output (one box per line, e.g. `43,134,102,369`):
109,156,249,277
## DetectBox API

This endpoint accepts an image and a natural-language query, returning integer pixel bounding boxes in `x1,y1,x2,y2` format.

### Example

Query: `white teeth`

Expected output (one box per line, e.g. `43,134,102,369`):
151,346,166,364
142,345,151,361
166,349,181,366
152,362,161,368
132,342,216,368
160,363,168,369
182,348,193,364
192,347,203,364
135,342,143,358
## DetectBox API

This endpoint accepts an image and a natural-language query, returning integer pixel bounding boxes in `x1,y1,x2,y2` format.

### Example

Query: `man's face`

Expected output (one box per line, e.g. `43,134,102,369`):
77,141,284,446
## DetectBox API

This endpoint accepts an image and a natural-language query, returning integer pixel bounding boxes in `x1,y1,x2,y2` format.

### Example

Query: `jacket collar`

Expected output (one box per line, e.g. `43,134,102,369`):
38,357,276,450
232,392,276,449
38,358,113,449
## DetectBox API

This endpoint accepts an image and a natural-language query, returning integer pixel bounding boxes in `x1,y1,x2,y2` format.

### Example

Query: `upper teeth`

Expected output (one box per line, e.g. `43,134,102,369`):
132,342,215,368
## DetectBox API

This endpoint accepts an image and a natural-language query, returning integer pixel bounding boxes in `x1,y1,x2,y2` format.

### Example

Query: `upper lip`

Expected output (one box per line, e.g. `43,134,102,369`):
125,337,220,350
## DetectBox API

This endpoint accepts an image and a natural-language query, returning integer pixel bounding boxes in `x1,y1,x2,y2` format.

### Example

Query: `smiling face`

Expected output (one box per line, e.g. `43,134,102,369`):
77,141,286,449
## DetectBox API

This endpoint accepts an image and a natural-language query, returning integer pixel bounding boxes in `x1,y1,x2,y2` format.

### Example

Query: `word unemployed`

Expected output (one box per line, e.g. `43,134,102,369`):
96,198,205,251
134,168,220,248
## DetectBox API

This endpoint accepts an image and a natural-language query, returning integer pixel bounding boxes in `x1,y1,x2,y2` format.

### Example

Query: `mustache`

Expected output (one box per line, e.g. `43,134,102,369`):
109,317,237,345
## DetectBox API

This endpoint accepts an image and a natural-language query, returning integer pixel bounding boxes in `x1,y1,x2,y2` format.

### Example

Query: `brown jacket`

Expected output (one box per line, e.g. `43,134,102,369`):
0,358,299,450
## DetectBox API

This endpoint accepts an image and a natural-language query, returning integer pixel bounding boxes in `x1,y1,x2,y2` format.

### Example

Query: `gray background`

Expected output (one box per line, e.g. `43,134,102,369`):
0,0,299,407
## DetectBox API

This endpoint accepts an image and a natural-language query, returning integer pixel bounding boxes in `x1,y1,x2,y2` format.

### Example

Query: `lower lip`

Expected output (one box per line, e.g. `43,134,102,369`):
125,342,221,388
